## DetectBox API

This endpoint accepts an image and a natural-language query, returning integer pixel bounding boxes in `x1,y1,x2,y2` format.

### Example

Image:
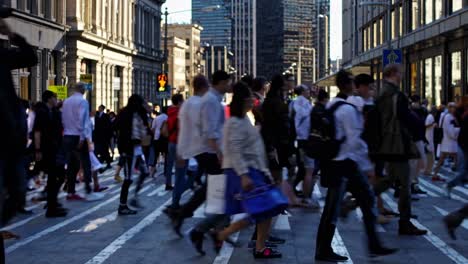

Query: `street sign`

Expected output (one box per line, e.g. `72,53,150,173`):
383,49,403,67
48,85,68,100
158,74,168,92
80,74,93,90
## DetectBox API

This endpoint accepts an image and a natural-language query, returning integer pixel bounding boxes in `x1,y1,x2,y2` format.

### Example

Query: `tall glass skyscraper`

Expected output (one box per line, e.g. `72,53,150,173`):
192,0,231,48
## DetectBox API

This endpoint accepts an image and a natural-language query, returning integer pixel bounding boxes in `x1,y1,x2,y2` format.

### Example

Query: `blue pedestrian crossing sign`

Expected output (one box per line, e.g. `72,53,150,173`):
383,49,403,67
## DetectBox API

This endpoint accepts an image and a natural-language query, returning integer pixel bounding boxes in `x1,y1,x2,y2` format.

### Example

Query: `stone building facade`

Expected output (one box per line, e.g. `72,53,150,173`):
1,0,67,102
66,0,164,111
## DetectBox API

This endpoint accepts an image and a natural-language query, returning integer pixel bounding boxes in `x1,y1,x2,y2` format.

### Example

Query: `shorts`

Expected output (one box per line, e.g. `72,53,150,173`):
297,140,315,169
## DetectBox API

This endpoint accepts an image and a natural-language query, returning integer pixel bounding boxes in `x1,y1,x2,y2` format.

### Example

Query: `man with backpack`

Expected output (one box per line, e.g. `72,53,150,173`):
370,64,427,236
311,70,397,262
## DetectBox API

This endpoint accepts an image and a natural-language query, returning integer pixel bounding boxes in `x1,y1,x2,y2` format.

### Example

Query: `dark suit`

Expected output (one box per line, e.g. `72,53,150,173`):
94,112,112,166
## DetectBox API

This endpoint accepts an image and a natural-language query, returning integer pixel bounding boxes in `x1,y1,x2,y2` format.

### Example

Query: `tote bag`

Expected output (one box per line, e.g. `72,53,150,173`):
205,174,227,214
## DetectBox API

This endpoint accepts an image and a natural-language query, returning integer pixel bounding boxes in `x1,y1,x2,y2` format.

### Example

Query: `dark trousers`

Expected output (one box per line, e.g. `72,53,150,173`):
63,135,92,194
316,159,380,256
43,150,65,209
119,152,149,206
374,161,411,221
95,139,112,166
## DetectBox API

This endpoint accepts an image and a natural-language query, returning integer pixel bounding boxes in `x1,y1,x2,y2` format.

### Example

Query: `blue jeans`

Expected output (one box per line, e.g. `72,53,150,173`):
448,147,468,188
164,143,176,186
172,160,188,208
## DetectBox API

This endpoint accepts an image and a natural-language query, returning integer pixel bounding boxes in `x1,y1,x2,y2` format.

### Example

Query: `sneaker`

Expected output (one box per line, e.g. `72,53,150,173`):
253,247,282,259
369,246,399,258
85,192,105,202
118,205,137,215
66,194,85,201
248,240,278,249
267,235,286,244
399,220,427,236
94,186,109,192
187,229,205,255
114,175,123,183
315,251,348,262
129,198,144,209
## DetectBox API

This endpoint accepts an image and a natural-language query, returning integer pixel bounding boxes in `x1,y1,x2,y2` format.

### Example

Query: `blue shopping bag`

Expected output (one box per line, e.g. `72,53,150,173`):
241,184,289,222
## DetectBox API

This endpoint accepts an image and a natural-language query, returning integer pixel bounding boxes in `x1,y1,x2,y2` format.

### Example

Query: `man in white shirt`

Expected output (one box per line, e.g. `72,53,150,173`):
62,82,103,202
292,85,318,207
169,75,209,210
315,70,397,262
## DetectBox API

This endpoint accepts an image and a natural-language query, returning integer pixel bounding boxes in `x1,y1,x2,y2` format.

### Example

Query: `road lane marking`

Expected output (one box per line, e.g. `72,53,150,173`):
70,212,118,233
212,232,240,264
433,206,468,231
5,181,149,253
84,198,173,264
419,179,468,203
381,193,468,264
146,184,165,197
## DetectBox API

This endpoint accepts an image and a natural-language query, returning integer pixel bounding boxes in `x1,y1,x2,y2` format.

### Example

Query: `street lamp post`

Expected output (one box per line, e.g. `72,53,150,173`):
298,46,316,84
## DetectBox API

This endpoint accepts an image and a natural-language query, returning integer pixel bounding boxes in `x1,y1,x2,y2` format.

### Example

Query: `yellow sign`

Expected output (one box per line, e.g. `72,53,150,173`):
48,86,68,100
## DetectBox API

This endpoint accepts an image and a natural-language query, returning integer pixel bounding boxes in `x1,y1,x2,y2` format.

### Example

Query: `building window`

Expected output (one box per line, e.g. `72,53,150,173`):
391,10,396,40
410,62,418,96
399,5,403,36
434,55,442,106
425,0,433,25
411,0,420,31
373,22,377,48
453,0,463,13
451,51,462,102
186,39,190,46
424,58,433,106
379,18,384,44
435,0,443,20
185,52,190,60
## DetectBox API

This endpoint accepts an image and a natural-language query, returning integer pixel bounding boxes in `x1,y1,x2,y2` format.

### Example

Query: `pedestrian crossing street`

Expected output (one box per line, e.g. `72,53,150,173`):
4,166,468,264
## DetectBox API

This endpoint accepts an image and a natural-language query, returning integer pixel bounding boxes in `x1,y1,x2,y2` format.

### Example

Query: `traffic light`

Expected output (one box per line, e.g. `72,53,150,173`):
158,74,168,92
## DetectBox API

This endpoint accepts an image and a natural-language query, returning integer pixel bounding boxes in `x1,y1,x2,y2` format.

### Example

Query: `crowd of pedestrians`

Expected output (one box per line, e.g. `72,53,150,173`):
0,15,467,262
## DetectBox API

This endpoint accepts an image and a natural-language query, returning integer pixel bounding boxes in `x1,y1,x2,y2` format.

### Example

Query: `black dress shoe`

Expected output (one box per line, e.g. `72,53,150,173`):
399,220,427,236
369,246,399,258
188,229,205,255
315,252,349,262
46,208,68,218
118,205,137,215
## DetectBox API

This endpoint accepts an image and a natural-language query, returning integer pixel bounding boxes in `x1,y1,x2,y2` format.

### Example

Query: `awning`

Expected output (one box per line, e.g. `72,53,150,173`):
315,66,371,87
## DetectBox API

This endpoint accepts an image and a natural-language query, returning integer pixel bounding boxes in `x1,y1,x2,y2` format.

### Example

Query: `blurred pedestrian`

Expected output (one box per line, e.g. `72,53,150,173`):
94,105,113,171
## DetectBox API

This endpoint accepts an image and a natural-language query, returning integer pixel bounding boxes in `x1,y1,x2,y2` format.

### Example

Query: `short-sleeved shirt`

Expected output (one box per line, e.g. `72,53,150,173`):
151,113,168,141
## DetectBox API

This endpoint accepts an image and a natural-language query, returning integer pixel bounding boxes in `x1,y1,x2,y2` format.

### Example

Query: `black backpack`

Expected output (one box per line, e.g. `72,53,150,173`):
304,101,352,160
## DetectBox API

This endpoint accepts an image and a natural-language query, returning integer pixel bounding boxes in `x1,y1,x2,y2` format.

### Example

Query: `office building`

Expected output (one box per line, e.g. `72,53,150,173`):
231,0,256,79
1,0,67,102
336,0,468,106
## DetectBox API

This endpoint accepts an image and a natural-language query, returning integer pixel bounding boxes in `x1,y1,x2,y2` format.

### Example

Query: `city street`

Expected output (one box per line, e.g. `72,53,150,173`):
4,164,468,264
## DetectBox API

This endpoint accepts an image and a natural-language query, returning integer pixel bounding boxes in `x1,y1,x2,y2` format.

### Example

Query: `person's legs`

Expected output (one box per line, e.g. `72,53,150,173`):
165,143,176,188
447,147,467,189
433,152,448,176
118,154,136,214
63,136,80,195
425,150,435,175
172,159,188,208
387,162,411,222
79,143,92,194
444,203,468,239
44,153,59,209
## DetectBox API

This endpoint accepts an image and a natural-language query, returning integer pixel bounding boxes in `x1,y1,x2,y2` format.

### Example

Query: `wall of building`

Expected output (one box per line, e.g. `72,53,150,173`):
3,0,67,103
231,0,256,79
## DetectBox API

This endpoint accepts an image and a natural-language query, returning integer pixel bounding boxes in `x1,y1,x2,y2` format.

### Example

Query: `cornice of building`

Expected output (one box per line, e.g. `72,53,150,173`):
9,9,67,32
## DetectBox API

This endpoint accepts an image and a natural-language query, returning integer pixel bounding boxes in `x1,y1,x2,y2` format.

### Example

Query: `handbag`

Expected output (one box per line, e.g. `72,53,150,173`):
241,184,288,221
205,174,227,214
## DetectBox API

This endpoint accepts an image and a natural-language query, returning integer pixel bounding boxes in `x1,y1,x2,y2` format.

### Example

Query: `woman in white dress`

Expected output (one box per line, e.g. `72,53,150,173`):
433,103,460,179
424,107,437,175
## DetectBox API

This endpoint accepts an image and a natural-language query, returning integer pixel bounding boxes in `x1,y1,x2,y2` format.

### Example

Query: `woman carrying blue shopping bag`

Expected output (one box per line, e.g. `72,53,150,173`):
210,82,288,259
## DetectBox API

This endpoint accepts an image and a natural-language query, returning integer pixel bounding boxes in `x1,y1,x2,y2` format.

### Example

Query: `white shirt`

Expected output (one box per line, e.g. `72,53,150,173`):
440,113,460,153
62,92,92,141
328,97,372,172
151,113,168,141
293,95,312,140
425,114,435,145
177,96,204,159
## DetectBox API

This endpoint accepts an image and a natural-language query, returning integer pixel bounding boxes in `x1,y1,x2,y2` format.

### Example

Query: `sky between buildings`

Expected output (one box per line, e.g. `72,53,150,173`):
162,0,342,60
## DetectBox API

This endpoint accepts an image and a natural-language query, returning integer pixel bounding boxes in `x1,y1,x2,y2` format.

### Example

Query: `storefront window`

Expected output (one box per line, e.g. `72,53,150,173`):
434,55,442,106
411,62,418,96
391,10,396,39
424,58,433,106
425,0,433,24
451,51,462,102
411,0,419,31
379,18,384,44
435,0,443,20
453,0,463,13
